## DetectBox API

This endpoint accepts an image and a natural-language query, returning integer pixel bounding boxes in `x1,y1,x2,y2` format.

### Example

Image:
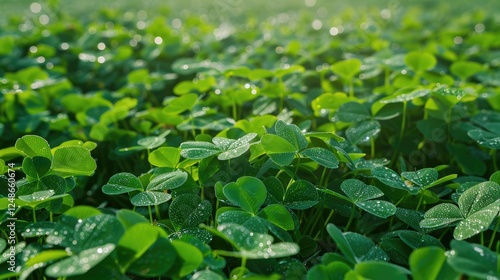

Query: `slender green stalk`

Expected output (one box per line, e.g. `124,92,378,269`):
488,218,500,249
348,80,354,97
238,256,247,279
480,231,484,246
293,155,301,177
148,205,154,224
323,210,335,229
307,208,324,236
345,205,356,231
415,193,424,211
302,208,317,234
399,101,408,147
384,68,390,94
286,177,296,190
32,209,37,223
154,204,161,220
390,101,408,167
324,168,334,186
394,192,408,206
319,167,328,187
313,210,335,240
232,101,238,121
213,250,244,258
370,137,375,158
287,156,301,189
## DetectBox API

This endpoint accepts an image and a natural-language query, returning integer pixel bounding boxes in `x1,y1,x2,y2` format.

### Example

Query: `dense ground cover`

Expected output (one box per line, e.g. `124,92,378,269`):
1,0,500,279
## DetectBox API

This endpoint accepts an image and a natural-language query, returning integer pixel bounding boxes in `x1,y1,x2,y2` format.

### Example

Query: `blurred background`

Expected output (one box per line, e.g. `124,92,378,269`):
2,0,500,26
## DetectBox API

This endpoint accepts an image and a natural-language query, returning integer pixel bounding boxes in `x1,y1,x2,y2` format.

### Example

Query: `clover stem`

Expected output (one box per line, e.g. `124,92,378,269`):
325,168,334,185
319,166,327,187
239,256,247,278
50,212,53,222
390,101,407,167
348,79,354,97
394,192,408,206
32,209,37,223
148,205,153,224
323,210,335,229
345,205,356,231
399,101,408,147
415,193,424,211
370,137,375,158
232,101,238,121
388,216,394,232
308,208,324,236
292,155,301,181
488,218,500,249
154,204,161,220
302,208,316,234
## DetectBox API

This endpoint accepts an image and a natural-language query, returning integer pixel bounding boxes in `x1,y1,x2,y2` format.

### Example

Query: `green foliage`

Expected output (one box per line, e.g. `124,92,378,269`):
420,181,500,240
1,0,500,279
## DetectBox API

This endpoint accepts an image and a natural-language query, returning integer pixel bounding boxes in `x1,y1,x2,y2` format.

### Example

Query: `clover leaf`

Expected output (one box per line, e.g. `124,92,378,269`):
420,181,500,240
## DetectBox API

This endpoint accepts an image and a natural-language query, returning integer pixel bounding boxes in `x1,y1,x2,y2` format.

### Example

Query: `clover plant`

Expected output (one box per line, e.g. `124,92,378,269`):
1,0,500,279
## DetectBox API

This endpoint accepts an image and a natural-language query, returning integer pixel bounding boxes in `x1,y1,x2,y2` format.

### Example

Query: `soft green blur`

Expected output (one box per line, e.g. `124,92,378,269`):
2,0,499,26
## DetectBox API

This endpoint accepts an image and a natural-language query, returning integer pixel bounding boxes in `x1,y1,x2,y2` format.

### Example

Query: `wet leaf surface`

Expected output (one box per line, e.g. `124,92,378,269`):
45,244,115,277
300,147,339,168
284,180,318,210
223,176,267,214
169,193,212,229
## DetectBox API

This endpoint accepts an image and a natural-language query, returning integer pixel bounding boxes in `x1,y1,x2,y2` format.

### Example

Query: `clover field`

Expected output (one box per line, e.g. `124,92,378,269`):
1,0,500,279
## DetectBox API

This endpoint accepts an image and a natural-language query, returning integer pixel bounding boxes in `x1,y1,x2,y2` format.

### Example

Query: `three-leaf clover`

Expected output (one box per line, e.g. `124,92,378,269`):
216,176,295,233
102,170,188,206
320,179,396,218
420,181,500,240
180,133,257,160
261,120,339,168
